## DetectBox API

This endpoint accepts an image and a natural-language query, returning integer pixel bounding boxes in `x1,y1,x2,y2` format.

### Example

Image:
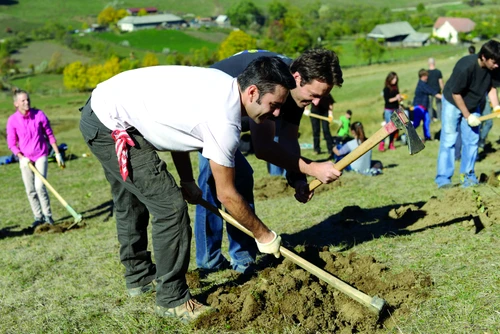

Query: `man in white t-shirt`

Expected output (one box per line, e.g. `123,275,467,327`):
78,57,296,322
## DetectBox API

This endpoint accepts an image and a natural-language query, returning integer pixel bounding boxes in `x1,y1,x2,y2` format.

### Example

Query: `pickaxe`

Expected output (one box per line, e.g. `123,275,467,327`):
197,198,387,315
309,106,425,191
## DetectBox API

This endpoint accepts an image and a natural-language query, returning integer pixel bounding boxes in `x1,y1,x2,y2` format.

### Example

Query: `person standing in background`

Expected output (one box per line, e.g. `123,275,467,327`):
6,89,65,228
435,40,500,189
309,94,335,156
412,69,442,141
456,45,478,160
427,58,444,121
381,72,401,151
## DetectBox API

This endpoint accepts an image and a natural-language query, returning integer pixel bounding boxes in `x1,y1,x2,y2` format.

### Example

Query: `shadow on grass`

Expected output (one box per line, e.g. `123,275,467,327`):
81,200,114,222
0,200,113,240
0,224,34,239
0,1,19,5
282,201,481,251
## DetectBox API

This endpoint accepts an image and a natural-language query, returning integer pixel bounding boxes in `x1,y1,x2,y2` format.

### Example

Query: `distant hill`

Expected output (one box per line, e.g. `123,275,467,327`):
0,0,461,32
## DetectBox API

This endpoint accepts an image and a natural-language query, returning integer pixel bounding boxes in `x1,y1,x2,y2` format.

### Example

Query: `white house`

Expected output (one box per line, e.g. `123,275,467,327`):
117,14,187,32
215,15,230,28
433,17,475,44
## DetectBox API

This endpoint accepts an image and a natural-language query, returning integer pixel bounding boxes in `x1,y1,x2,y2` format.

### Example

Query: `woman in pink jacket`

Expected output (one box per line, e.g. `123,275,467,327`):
6,89,65,227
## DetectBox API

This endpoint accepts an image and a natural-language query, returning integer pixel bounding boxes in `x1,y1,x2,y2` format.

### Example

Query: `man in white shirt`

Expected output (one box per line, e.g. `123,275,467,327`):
79,57,296,322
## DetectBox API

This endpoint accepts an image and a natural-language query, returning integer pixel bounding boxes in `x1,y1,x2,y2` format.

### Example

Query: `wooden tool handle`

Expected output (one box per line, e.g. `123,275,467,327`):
198,198,385,314
479,112,500,122
309,122,397,191
308,113,332,123
29,163,68,206
28,163,83,223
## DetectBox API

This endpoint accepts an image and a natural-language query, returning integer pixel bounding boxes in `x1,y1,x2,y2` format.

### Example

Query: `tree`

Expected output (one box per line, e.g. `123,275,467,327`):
226,0,265,29
101,56,121,80
141,53,159,67
268,0,287,21
47,52,62,73
116,9,128,22
283,28,312,55
63,61,88,91
97,6,126,26
354,38,385,65
137,8,148,16
97,6,117,26
218,30,257,60
86,64,104,89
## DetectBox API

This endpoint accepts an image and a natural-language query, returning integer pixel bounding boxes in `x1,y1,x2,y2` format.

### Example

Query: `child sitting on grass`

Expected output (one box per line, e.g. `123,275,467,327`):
332,121,383,176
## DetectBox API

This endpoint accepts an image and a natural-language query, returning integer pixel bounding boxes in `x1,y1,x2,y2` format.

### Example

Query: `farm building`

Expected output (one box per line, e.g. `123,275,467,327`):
126,7,158,16
191,15,231,28
402,32,430,47
367,21,417,47
117,14,187,32
433,17,476,44
215,15,230,28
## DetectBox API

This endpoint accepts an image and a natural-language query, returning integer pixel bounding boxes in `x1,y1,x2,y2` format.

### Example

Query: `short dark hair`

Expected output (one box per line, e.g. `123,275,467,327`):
418,69,428,78
478,40,500,63
468,45,476,54
290,49,343,88
346,109,352,116
237,56,296,99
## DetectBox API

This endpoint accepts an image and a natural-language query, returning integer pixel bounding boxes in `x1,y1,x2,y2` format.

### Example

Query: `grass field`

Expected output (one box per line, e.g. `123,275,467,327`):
2,46,500,332
90,29,219,54
10,41,92,70
332,41,465,68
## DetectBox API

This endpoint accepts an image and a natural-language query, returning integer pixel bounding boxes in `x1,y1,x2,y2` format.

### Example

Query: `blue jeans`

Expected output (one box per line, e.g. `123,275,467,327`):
412,105,431,140
195,151,257,273
384,108,397,143
435,97,480,188
267,134,285,176
479,96,492,147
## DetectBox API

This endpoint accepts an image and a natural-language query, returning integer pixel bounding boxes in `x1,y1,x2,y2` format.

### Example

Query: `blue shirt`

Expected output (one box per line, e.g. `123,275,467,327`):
413,80,438,110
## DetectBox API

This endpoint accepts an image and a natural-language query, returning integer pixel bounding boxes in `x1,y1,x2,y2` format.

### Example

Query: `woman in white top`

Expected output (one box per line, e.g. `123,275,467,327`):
332,122,383,176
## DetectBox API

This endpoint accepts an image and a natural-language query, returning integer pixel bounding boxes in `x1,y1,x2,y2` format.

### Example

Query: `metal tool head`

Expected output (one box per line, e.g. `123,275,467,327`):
370,295,387,314
390,106,425,155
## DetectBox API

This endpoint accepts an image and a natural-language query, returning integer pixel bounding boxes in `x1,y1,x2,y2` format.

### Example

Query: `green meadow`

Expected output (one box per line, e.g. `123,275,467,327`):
2,45,500,332
89,29,219,54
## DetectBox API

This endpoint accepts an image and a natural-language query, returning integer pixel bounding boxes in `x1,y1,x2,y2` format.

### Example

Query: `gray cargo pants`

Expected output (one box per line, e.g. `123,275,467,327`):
79,99,191,308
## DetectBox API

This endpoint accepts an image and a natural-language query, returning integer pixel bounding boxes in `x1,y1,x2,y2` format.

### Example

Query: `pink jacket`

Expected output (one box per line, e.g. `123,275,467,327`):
6,109,57,162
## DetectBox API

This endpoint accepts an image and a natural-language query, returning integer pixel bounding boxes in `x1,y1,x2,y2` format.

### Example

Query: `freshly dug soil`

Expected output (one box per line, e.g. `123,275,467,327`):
192,249,431,333
186,180,499,333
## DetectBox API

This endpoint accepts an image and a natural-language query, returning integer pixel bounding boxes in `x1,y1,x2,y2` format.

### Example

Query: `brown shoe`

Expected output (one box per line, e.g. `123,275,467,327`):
127,280,156,297
156,298,212,323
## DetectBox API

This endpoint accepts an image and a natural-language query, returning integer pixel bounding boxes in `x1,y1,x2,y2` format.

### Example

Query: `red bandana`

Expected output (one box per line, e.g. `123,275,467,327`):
111,130,135,181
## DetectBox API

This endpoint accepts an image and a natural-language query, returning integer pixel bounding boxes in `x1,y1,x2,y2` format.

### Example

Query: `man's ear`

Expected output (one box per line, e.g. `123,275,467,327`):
292,72,301,85
246,84,259,103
